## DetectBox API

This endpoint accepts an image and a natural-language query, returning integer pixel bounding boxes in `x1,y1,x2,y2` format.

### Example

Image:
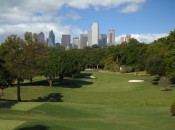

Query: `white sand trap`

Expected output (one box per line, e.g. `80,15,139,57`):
90,76,96,79
128,80,144,83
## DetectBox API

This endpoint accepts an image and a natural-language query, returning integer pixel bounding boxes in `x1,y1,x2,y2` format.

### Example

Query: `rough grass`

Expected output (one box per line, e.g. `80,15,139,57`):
0,71,175,130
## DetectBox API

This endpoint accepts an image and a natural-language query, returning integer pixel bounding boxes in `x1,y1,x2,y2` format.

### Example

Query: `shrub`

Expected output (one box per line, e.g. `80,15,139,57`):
120,66,133,73
104,61,120,72
158,76,171,91
170,101,175,116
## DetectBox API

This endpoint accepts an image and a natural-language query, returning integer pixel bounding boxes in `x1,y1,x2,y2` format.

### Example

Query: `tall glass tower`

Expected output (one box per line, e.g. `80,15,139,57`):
47,30,55,47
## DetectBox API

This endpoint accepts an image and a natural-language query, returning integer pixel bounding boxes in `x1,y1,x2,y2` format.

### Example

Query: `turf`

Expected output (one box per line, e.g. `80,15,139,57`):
0,71,175,130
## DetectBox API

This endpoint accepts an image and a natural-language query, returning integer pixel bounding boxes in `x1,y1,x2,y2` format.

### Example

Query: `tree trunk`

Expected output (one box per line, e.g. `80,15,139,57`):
97,64,99,70
17,79,21,101
49,80,53,87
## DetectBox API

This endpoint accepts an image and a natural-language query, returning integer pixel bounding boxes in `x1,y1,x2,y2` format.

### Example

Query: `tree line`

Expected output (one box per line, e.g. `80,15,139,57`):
0,30,175,101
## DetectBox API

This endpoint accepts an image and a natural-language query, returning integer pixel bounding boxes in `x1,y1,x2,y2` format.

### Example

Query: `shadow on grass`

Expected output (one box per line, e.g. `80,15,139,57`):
0,101,18,108
31,93,63,102
21,73,94,88
21,79,49,87
72,72,92,79
17,125,49,130
1,93,63,102
152,77,160,85
53,79,93,88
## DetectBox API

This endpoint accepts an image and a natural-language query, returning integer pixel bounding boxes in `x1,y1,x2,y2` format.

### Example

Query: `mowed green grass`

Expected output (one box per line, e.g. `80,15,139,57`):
0,71,175,130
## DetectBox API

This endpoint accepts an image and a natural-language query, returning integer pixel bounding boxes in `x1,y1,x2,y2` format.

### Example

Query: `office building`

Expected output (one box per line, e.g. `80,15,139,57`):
108,29,115,46
88,29,92,46
73,37,80,49
80,34,88,49
88,22,99,46
38,32,45,43
99,34,107,47
61,34,71,48
47,30,55,47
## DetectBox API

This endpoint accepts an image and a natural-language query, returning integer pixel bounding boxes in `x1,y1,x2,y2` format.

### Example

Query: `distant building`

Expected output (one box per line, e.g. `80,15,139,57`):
38,32,45,43
73,37,80,49
119,34,131,44
99,34,107,47
38,32,47,47
88,29,92,46
61,34,71,48
80,34,88,49
47,30,55,47
125,34,131,42
119,37,125,44
55,43,61,46
88,22,99,46
108,29,115,46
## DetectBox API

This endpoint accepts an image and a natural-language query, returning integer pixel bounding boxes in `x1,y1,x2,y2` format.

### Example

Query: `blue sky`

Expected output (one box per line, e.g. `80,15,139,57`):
0,0,174,43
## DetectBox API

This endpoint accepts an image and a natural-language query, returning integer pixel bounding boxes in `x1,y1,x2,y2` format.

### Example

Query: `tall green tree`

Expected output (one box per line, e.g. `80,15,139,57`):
3,33,42,101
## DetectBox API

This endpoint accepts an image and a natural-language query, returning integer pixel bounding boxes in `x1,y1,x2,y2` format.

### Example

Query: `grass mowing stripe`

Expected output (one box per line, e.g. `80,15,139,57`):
11,102,45,111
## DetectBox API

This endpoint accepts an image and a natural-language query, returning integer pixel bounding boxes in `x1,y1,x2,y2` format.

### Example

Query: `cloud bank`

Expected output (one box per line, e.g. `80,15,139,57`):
116,33,168,44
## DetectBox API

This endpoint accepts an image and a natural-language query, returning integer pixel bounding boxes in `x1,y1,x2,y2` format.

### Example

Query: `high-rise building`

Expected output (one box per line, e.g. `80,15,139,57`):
125,34,131,42
119,37,125,44
47,30,55,47
108,30,115,46
88,29,92,46
99,34,107,47
88,22,99,46
61,34,70,48
38,32,47,47
80,34,88,49
73,37,80,49
38,32,45,43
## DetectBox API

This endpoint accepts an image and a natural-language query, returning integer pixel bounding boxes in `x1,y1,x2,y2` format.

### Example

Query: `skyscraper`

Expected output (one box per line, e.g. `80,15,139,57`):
88,29,92,46
73,37,80,49
38,32,45,43
108,30,115,46
80,34,88,49
47,30,55,47
88,22,99,46
38,32,47,47
99,34,107,47
61,34,70,48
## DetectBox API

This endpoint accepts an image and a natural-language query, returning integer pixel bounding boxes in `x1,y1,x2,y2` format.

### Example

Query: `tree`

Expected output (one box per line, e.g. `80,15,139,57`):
164,49,175,81
3,33,42,101
41,49,86,86
41,49,60,87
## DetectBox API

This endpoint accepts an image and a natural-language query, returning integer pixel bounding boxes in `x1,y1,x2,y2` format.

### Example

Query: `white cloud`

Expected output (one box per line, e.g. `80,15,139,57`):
121,3,143,13
116,33,168,44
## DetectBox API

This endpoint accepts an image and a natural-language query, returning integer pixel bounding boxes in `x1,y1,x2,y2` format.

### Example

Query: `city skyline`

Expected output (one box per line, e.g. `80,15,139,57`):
0,0,174,44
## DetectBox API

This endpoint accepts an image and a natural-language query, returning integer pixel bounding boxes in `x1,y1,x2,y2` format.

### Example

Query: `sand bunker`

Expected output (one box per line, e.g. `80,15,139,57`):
128,80,144,83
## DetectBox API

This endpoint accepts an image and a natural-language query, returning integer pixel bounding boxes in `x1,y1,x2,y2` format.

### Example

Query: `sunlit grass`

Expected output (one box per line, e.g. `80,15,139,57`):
0,71,175,130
